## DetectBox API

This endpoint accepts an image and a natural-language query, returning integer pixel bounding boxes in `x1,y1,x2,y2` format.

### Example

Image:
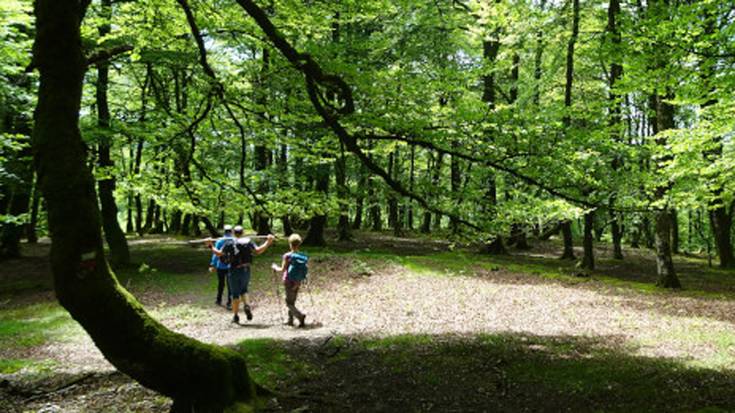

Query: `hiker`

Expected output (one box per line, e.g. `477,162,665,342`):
271,233,308,327
209,226,274,324
209,225,234,310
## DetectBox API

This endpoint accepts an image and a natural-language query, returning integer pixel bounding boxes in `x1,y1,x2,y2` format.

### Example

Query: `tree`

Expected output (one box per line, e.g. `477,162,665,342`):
31,1,259,410
95,0,130,266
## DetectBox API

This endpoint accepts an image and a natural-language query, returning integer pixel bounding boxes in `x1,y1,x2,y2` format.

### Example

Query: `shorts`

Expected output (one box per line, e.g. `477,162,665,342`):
228,266,251,299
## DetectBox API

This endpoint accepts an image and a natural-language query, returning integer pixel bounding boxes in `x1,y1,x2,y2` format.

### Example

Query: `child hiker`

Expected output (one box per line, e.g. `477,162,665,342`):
209,226,274,324
271,233,308,327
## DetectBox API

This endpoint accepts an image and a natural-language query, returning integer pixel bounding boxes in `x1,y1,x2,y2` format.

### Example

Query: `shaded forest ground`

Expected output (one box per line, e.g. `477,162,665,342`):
2,232,735,412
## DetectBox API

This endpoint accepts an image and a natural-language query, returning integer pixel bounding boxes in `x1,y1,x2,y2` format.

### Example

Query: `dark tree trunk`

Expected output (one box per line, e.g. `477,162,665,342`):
481,37,506,254
252,46,272,235
643,215,654,249
432,153,444,231
420,152,434,234
653,93,680,288
387,151,400,236
181,214,192,236
369,176,381,231
143,198,155,232
31,1,257,409
450,146,460,234
581,211,595,270
95,0,129,265
407,144,415,230
610,210,624,259
607,0,624,260
304,164,329,246
336,143,351,241
558,0,579,261
670,209,679,254
353,168,365,230
277,144,293,236
710,205,734,268
560,221,575,260
169,210,182,234
153,205,164,233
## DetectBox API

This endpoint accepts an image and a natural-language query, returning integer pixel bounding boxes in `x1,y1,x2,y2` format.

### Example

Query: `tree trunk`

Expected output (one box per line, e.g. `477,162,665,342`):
143,198,155,232
335,143,351,241
581,210,595,270
653,93,680,287
31,1,257,409
560,221,575,260
387,150,400,236
407,145,415,230
95,0,129,265
607,0,624,260
304,164,329,246
610,209,624,259
558,0,579,261
670,209,679,254
450,145,460,234
420,152,434,234
710,202,734,268
432,153,444,231
353,168,365,230
481,37,506,254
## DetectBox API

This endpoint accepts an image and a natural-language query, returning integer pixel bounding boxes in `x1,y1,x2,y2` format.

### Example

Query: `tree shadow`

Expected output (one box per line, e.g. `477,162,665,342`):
252,332,735,412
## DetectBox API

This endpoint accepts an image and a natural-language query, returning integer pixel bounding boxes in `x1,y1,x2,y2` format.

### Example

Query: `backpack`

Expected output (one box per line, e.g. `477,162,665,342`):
219,239,238,266
287,252,309,281
221,238,253,267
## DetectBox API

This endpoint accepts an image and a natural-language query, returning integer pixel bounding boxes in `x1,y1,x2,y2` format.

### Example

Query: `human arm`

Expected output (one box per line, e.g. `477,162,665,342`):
208,239,224,257
253,234,275,255
271,254,288,273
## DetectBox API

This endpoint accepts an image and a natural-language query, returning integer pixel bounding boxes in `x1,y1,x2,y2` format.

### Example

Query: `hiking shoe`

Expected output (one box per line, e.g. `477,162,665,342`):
215,299,222,306
232,314,240,324
286,315,294,326
226,302,232,311
297,314,306,328
244,305,253,321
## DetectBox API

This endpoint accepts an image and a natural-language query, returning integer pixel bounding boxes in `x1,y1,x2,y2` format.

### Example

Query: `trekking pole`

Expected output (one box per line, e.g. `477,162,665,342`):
272,268,286,326
304,274,318,323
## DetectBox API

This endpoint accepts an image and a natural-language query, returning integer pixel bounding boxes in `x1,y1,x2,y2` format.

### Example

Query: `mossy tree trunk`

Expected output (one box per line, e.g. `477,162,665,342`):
31,1,257,410
96,0,130,266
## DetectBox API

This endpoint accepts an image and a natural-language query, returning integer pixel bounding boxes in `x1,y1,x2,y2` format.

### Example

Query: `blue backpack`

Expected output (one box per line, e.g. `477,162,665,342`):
287,252,309,281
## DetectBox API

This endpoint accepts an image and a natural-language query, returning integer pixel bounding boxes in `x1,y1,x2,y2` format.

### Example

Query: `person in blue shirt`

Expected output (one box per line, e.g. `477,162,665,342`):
209,225,234,309
209,226,274,324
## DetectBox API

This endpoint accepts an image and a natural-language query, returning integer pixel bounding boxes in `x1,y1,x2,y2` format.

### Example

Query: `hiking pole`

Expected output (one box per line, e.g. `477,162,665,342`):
303,274,318,323
272,268,286,326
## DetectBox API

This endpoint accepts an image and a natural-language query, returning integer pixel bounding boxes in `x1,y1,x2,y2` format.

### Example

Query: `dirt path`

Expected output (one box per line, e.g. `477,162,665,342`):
36,259,735,373
4,238,735,411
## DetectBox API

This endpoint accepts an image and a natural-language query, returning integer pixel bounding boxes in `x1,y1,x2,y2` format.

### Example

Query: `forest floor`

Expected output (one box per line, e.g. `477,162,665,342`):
2,232,735,412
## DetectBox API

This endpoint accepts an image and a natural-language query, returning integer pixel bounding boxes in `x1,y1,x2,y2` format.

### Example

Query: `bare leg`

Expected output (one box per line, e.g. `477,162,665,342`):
231,297,240,323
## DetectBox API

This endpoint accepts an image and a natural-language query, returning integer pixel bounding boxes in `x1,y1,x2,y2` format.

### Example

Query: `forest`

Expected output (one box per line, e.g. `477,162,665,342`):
1,0,735,411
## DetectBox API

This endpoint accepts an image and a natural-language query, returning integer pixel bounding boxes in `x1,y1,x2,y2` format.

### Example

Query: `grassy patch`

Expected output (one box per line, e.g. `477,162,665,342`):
0,302,80,349
0,358,58,374
235,338,314,388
